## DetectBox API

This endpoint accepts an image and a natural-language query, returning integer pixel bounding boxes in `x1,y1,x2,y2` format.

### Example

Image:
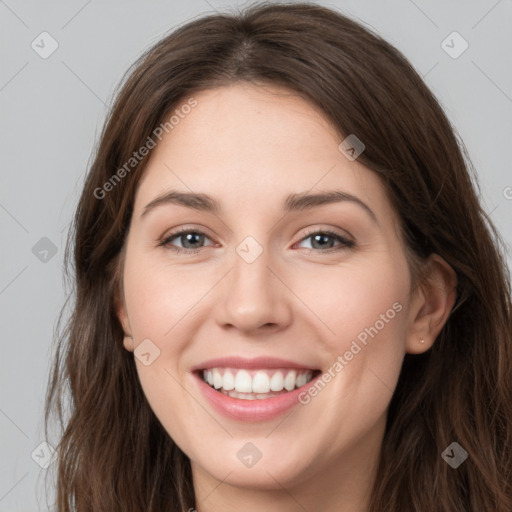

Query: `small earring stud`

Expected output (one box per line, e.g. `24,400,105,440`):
419,338,425,344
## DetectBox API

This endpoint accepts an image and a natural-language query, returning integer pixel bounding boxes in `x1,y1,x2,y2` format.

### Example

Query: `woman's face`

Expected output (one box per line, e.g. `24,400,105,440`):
117,83,418,495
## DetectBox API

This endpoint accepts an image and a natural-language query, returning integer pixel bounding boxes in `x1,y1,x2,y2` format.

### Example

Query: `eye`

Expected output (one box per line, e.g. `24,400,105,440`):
295,229,355,253
158,227,355,255
158,227,215,254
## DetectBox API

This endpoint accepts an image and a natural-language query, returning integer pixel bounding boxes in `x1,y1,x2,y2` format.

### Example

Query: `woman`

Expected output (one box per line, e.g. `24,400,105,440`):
45,2,512,511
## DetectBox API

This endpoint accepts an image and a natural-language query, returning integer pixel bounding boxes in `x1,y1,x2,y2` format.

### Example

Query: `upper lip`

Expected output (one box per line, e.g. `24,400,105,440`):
191,356,319,372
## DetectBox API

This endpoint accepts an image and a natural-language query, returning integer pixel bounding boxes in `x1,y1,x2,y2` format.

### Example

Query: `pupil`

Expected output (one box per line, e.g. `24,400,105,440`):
179,233,334,250
312,234,332,249
183,232,203,249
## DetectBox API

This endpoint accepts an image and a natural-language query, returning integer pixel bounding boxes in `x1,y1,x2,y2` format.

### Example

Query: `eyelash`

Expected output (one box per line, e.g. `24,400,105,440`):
158,226,355,255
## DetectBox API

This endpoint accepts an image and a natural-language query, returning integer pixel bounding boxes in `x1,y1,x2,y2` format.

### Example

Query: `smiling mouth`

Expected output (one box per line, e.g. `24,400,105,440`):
199,367,321,400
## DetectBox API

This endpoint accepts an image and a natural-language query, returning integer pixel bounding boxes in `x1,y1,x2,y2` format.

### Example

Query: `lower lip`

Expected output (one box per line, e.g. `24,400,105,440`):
194,372,320,422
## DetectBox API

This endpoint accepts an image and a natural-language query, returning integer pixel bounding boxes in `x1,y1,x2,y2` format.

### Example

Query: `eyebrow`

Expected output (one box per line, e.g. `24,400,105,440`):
141,189,377,222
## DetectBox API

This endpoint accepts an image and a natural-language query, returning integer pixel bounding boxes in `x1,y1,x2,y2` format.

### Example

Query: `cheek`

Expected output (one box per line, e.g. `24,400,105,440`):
297,255,410,454
300,253,410,355
301,251,410,419
122,252,197,438
121,250,214,427
123,250,210,342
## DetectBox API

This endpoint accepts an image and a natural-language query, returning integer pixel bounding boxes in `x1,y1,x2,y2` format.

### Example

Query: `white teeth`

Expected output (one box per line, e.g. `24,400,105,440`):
227,390,257,400
202,368,315,396
284,370,297,391
270,371,284,391
296,372,307,388
213,369,222,389
252,372,270,393
223,370,235,391
234,369,253,393
221,389,284,400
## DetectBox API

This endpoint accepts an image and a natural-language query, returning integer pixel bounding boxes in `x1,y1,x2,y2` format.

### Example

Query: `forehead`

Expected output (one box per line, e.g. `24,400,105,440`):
133,83,393,222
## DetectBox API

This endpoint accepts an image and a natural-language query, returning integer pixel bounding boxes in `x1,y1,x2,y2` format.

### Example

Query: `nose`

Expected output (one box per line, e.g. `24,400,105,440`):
215,242,293,334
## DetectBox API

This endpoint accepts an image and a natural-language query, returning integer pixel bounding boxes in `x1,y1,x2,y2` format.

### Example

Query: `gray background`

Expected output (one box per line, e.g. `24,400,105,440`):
1,0,511,510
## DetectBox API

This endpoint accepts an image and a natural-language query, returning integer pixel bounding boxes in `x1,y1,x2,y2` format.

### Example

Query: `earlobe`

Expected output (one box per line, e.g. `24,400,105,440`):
123,335,134,353
405,254,457,354
113,285,134,352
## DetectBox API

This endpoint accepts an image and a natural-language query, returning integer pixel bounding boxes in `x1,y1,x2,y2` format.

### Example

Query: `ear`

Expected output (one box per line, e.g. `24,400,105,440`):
405,253,457,354
113,282,134,353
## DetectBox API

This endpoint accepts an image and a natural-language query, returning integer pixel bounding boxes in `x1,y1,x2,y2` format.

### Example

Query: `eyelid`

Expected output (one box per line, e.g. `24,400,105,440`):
159,224,214,240
293,226,355,252
297,225,354,244
158,225,216,249
159,224,355,254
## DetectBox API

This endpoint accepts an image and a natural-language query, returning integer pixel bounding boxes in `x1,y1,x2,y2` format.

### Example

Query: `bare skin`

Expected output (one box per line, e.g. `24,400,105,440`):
116,83,456,512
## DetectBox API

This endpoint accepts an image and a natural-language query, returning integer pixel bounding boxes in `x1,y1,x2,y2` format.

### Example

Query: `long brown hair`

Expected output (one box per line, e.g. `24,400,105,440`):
45,2,512,510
